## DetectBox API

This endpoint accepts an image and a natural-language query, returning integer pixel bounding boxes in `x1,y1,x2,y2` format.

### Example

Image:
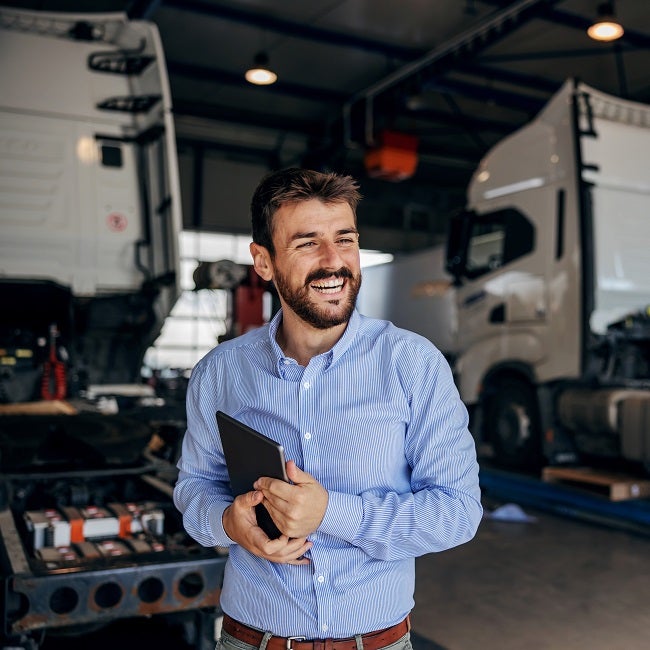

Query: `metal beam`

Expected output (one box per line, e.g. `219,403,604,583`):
161,0,576,142
481,45,638,63
479,0,650,49
343,0,564,147
458,62,559,94
405,106,516,135
421,77,546,114
172,99,322,136
536,4,650,50
166,60,347,104
162,0,426,61
348,0,561,105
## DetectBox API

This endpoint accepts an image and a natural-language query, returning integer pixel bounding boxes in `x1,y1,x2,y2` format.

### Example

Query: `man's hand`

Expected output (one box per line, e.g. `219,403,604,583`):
222,490,312,565
254,460,329,539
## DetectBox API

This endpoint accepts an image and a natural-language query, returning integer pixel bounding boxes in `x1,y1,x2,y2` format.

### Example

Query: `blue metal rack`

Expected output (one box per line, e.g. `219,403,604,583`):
479,467,650,534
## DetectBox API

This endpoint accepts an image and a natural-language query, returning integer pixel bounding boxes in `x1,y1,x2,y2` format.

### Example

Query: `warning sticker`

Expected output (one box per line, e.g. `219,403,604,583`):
107,212,128,232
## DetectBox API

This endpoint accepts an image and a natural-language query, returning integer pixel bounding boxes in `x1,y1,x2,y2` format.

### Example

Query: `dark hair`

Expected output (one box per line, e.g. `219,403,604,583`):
251,168,361,255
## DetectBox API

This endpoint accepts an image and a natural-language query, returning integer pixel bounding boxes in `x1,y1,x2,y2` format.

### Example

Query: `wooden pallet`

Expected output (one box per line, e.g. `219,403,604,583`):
542,466,650,501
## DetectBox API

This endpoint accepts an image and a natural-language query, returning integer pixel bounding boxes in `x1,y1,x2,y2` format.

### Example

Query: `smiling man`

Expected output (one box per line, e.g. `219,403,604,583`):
250,194,362,365
173,168,482,650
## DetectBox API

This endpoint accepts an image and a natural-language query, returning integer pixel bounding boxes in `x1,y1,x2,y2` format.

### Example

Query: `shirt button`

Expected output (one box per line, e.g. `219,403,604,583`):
304,432,312,440
322,625,328,632
303,381,311,390
317,575,325,583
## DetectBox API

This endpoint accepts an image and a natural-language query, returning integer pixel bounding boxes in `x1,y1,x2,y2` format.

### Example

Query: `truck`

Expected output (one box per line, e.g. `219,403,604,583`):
0,8,225,649
359,79,650,472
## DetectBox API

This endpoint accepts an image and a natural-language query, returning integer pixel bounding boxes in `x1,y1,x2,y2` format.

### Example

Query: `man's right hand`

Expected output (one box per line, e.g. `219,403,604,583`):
222,490,312,565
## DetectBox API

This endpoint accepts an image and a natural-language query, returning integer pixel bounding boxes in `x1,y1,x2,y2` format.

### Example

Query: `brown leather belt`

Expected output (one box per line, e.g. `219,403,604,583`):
222,614,410,650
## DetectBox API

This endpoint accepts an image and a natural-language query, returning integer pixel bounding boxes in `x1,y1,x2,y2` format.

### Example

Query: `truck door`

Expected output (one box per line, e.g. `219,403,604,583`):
446,207,545,399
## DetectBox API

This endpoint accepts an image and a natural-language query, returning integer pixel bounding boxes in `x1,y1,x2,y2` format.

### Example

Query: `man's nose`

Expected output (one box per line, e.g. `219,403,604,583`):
319,241,343,267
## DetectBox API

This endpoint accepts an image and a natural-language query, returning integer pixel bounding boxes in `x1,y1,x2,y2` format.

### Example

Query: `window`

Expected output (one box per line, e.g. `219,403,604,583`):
465,208,534,279
143,231,252,371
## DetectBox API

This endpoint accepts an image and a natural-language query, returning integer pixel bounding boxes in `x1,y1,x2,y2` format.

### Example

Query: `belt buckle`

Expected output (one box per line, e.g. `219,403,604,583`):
286,636,306,650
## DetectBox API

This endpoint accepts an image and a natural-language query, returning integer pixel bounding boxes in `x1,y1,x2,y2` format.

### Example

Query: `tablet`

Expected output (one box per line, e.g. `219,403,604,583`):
216,410,288,539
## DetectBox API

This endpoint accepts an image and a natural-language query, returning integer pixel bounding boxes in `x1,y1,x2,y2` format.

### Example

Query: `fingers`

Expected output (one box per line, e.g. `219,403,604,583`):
257,465,329,538
254,463,316,504
224,491,313,564
260,535,313,565
248,489,264,506
255,461,314,493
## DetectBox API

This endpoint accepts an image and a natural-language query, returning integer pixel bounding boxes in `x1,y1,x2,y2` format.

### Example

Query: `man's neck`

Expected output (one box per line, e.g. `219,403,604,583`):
276,310,348,367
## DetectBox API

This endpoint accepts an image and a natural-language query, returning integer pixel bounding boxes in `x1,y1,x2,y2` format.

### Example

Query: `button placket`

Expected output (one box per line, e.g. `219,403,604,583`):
297,367,318,474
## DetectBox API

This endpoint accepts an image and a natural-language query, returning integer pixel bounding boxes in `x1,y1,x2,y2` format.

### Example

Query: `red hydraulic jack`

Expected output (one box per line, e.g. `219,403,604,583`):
41,323,67,400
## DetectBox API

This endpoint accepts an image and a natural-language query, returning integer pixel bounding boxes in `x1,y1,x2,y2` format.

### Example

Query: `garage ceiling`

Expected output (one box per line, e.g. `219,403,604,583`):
2,0,649,250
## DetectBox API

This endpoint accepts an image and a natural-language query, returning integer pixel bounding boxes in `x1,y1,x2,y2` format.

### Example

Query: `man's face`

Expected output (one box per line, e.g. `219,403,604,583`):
255,199,362,330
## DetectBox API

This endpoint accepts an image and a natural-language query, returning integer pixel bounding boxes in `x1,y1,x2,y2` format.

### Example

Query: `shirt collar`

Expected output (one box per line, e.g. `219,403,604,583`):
268,308,360,371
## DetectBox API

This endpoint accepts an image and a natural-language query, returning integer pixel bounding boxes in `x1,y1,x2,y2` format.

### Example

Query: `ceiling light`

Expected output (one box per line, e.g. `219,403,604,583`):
587,2,624,42
245,51,277,85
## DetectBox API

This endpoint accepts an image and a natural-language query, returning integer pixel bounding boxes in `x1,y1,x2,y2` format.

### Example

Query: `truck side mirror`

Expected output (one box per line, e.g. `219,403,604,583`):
445,209,474,284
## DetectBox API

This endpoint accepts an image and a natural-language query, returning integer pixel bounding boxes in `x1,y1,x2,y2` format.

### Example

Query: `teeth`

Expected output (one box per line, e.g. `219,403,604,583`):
313,280,341,288
311,278,344,292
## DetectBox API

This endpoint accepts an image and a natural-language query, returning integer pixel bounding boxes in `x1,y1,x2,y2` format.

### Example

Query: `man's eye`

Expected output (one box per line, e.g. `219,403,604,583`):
296,241,316,248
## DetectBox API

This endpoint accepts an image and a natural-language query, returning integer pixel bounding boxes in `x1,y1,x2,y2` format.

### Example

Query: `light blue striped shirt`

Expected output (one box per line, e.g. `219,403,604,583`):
174,308,482,639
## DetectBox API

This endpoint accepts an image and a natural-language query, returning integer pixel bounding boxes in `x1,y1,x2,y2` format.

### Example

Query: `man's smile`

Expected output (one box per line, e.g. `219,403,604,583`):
310,277,346,294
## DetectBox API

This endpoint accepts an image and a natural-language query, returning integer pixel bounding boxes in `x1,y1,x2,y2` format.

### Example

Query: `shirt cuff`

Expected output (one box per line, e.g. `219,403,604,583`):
208,502,236,547
318,490,363,542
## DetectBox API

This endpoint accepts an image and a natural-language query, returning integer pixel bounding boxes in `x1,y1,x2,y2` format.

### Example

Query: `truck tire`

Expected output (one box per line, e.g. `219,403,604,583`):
487,376,542,469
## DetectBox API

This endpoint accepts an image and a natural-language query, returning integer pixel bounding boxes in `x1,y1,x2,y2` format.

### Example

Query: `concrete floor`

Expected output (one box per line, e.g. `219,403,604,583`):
411,498,650,650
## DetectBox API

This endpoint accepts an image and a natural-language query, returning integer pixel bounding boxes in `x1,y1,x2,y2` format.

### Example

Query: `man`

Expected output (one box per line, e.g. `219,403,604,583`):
173,168,482,650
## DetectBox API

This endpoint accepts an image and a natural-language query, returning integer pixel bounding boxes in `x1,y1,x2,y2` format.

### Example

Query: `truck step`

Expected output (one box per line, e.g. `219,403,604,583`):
97,94,161,113
89,51,155,75
542,466,650,501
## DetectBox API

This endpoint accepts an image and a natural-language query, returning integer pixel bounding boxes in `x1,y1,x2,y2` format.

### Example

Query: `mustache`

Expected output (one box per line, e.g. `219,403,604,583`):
306,267,354,284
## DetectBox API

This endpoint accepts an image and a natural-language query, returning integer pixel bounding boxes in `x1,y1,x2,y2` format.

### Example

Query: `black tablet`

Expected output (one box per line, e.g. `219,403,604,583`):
216,410,288,539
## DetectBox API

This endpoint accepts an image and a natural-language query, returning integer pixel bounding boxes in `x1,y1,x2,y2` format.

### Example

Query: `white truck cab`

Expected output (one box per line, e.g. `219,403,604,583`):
361,79,650,469
0,7,182,397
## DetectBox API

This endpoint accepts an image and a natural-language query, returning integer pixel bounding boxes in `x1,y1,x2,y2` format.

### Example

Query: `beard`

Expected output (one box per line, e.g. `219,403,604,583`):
273,266,362,330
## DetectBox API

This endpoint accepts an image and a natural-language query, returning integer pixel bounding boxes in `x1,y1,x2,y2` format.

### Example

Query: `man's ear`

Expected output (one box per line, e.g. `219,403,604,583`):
250,242,274,282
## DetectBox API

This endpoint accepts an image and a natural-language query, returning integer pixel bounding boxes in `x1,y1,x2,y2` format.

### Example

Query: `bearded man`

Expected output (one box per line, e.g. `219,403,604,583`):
174,168,482,650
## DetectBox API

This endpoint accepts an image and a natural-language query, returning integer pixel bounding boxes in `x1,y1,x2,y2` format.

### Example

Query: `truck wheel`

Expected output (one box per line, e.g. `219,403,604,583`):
487,377,542,469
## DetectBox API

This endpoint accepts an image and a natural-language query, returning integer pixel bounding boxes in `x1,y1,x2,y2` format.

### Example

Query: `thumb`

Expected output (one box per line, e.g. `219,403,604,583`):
286,459,311,484
248,489,264,506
